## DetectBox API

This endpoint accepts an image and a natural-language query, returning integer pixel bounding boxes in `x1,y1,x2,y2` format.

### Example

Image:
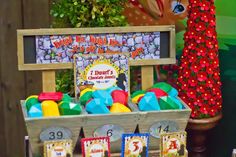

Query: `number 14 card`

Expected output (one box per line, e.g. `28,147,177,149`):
121,133,149,157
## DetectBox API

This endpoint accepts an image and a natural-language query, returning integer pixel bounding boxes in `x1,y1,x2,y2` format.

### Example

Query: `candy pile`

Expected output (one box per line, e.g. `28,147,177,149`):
131,82,184,111
80,86,131,114
25,92,82,118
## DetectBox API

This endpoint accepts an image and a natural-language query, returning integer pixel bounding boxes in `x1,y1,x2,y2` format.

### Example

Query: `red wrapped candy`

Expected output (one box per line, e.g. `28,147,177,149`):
147,88,168,98
111,90,128,106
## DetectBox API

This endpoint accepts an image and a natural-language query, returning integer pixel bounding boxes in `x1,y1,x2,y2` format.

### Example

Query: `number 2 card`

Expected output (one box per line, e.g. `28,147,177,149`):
121,133,149,157
81,137,111,157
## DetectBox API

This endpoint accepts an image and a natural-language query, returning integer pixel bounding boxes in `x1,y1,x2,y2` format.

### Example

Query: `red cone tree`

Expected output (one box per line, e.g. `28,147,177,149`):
177,0,222,118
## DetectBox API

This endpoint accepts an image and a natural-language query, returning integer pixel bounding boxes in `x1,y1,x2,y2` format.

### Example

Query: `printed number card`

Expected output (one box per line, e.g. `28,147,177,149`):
160,131,187,157
121,133,149,157
74,53,129,97
81,137,111,157
44,139,73,157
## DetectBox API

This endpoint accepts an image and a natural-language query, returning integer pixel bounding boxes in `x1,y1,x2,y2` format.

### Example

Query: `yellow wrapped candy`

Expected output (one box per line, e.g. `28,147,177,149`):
110,103,131,113
42,100,60,117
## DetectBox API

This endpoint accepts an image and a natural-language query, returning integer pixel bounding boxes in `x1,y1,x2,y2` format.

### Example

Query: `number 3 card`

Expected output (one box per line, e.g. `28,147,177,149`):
81,137,111,157
44,139,73,157
121,133,149,157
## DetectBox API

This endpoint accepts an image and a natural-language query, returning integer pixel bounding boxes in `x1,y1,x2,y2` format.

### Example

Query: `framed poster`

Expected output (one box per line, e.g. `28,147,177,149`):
17,26,175,70
44,139,73,157
74,53,129,96
160,131,187,157
81,137,111,157
121,133,149,157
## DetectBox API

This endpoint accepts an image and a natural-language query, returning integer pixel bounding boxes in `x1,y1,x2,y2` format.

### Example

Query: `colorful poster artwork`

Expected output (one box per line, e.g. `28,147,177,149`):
160,131,187,157
81,137,110,157
74,53,129,96
44,140,73,157
121,133,149,157
35,32,160,64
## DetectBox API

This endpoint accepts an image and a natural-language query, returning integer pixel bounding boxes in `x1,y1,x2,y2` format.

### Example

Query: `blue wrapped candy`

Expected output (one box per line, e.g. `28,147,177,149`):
92,90,113,106
86,99,110,114
138,92,160,111
28,103,43,118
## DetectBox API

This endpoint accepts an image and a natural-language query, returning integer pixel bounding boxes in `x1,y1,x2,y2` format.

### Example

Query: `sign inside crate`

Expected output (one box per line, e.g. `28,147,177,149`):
74,53,130,97
17,25,176,71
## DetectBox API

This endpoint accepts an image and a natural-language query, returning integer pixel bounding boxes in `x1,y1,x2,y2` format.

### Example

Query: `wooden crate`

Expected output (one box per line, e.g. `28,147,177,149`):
21,99,191,156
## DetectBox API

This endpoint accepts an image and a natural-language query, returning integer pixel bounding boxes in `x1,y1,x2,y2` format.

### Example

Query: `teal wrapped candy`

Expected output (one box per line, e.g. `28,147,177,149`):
59,101,82,115
168,88,178,97
138,92,160,111
86,99,110,114
28,103,43,118
92,90,113,106
152,82,172,93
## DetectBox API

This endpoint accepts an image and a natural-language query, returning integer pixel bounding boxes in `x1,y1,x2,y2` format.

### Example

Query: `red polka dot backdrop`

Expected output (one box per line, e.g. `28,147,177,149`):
177,0,222,118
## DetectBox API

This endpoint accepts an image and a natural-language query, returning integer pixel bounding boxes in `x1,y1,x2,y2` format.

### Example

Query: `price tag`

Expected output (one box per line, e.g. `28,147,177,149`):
93,124,124,142
40,127,72,142
149,120,179,138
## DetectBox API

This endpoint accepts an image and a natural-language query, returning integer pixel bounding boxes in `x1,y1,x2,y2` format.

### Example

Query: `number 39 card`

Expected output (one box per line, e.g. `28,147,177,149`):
81,137,111,157
121,133,149,157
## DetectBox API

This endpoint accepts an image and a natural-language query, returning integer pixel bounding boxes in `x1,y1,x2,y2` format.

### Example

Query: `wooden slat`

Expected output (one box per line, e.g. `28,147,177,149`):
0,0,27,156
0,3,6,153
42,70,56,92
170,26,176,58
0,26,7,157
19,58,176,71
17,25,175,35
130,58,176,66
19,63,73,71
141,66,154,90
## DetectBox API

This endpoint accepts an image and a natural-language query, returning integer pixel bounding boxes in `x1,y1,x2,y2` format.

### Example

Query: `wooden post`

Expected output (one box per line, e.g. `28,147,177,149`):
42,70,56,92
141,66,154,90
